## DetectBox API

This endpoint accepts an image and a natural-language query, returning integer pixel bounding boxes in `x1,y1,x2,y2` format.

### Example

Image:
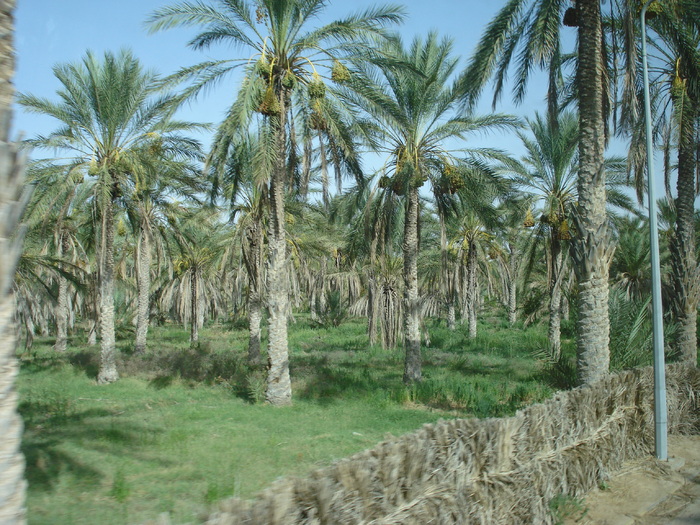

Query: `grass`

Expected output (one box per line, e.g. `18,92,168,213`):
18,313,564,524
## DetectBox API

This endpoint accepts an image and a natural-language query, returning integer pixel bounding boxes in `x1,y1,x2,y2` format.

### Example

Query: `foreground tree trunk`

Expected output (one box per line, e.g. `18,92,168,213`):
97,189,119,384
265,88,292,406
571,0,612,385
403,186,422,384
0,0,28,514
669,101,698,363
134,225,151,354
53,232,69,353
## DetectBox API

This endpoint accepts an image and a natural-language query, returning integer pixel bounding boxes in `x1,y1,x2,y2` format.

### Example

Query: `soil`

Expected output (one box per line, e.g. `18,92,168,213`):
564,434,700,525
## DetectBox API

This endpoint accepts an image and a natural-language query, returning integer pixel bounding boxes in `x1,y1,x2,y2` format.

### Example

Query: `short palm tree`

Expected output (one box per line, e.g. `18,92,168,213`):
149,0,404,405
19,49,204,383
348,32,519,383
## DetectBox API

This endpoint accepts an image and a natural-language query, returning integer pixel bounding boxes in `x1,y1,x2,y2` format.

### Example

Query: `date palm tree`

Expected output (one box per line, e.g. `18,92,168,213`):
465,0,617,384
347,32,519,383
18,49,204,383
148,0,404,405
620,4,700,363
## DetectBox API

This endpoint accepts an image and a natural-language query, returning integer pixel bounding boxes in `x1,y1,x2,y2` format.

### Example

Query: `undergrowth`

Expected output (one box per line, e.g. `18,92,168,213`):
18,312,560,524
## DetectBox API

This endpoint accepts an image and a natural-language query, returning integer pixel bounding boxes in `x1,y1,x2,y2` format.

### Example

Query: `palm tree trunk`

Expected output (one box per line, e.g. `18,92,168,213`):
548,234,563,360
190,270,199,345
367,237,380,344
572,0,612,385
97,190,119,384
265,88,292,406
507,241,518,325
87,273,98,346
440,218,457,331
670,107,698,363
243,220,263,366
134,226,151,354
403,186,421,384
0,32,29,515
466,239,478,339
54,232,69,353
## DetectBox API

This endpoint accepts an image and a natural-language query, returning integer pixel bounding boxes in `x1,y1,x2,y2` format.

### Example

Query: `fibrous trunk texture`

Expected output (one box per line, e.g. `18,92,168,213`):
507,241,519,325
548,235,563,360
670,106,698,363
53,232,69,353
0,6,28,512
572,0,612,385
190,270,199,345
243,220,263,366
134,226,151,354
265,86,292,406
97,190,119,384
402,187,421,384
466,240,478,339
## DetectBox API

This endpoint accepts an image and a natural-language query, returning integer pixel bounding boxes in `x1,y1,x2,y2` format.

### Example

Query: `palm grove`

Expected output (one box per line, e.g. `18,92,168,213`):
11,0,700,417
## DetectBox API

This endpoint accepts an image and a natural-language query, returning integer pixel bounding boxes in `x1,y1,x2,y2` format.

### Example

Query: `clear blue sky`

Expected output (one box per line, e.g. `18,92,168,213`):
14,1,555,154
18,0,672,208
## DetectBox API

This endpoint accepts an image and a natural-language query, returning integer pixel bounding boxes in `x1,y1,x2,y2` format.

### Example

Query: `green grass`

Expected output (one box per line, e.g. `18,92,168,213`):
18,314,562,524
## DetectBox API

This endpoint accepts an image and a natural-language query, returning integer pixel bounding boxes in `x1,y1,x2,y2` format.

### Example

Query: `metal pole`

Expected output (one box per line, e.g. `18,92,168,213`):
640,0,667,461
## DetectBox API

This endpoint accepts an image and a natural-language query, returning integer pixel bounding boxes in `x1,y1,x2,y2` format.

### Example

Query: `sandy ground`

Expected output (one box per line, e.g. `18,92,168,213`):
564,434,700,525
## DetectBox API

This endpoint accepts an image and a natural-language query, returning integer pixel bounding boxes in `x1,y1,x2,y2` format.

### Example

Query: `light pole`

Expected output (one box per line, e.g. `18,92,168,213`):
640,0,667,461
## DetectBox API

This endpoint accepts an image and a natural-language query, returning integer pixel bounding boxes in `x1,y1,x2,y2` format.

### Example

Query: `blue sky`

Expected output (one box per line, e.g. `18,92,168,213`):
14,1,555,152
17,0,669,207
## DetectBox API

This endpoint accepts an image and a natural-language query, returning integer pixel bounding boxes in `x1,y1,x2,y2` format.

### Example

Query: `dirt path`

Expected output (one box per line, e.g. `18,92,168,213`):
565,435,700,525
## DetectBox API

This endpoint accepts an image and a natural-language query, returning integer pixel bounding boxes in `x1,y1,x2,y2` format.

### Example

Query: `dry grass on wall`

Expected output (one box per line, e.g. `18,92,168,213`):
201,364,699,525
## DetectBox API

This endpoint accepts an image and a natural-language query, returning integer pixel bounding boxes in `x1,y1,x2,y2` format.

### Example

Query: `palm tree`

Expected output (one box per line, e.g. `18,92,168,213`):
0,2,28,520
214,135,268,365
632,7,700,363
125,151,206,354
510,112,578,359
348,32,519,383
148,0,404,405
465,0,617,384
19,49,204,384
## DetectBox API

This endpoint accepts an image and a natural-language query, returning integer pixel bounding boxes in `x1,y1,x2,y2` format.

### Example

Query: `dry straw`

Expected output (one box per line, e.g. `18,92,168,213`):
199,364,699,525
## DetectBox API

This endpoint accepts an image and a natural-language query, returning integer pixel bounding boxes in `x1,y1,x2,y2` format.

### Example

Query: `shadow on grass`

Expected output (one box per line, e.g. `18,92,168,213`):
19,396,168,493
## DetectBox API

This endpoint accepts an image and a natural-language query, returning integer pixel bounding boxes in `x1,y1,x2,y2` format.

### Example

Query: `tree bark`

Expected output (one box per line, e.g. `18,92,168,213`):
0,3,29,511
134,225,151,354
670,105,698,363
242,220,263,366
402,186,421,384
466,239,478,339
97,189,119,384
265,87,292,406
507,240,518,325
190,269,199,345
572,0,612,385
548,234,563,360
54,232,69,353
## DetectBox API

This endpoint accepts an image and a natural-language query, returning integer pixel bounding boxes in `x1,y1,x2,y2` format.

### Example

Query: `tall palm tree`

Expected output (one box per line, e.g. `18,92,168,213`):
149,0,404,405
348,32,519,383
465,0,617,384
19,49,204,384
622,5,700,363
0,2,28,521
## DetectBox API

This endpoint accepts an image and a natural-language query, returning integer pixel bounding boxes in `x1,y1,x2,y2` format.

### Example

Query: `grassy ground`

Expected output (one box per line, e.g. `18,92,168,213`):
18,313,566,524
